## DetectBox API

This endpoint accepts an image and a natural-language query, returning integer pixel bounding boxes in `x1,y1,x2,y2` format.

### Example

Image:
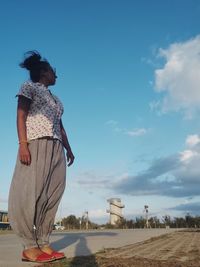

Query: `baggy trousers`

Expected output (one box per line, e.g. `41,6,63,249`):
8,138,66,249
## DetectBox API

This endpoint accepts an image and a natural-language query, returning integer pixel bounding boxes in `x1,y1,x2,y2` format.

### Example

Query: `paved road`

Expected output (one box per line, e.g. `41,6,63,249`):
0,229,178,267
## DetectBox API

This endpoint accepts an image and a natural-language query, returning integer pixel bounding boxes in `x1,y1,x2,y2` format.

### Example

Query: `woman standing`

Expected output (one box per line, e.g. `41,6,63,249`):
8,51,74,263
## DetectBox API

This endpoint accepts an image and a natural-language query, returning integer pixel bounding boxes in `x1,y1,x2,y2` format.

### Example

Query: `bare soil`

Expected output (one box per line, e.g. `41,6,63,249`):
37,230,200,267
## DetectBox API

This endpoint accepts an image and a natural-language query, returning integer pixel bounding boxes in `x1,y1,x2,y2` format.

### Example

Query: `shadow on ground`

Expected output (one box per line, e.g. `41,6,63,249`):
69,234,99,267
36,231,117,267
51,231,117,253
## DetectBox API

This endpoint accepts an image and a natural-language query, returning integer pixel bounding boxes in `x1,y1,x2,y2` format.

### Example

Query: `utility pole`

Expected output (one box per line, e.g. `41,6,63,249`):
144,205,149,228
85,211,89,230
79,218,82,230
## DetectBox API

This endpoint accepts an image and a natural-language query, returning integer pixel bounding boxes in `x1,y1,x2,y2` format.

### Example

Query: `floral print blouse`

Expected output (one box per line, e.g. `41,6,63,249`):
17,81,64,142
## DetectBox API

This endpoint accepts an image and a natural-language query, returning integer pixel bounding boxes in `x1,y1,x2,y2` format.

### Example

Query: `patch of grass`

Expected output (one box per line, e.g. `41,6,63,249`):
34,255,99,267
181,229,200,233
0,230,13,235
34,258,70,267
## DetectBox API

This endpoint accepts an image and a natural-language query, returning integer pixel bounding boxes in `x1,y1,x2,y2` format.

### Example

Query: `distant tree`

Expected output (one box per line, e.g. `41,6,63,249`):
62,215,79,230
162,215,172,227
148,216,161,228
174,217,186,228
115,218,127,229
88,221,99,229
135,216,146,228
126,219,135,229
185,213,197,228
194,216,200,228
62,214,100,230
104,223,115,229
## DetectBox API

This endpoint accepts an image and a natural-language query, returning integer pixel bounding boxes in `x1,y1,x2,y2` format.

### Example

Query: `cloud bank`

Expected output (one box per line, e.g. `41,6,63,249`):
170,202,200,215
113,134,200,198
77,134,200,199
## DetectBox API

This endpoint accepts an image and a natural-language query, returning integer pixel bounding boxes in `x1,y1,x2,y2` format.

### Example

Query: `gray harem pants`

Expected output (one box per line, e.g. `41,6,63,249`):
8,138,66,249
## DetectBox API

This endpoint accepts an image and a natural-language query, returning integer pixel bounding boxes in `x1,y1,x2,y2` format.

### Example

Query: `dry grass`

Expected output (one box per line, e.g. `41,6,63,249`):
35,255,200,267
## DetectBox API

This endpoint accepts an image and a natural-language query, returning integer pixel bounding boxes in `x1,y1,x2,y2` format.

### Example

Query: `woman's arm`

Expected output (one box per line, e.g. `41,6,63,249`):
60,119,75,166
17,96,31,165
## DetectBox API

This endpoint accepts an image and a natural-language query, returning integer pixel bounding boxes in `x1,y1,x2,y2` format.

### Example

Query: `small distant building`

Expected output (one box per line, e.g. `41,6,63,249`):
107,198,125,225
0,210,10,230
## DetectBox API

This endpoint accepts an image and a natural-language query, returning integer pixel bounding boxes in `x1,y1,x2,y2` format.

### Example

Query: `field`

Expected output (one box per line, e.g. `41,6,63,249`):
36,229,200,267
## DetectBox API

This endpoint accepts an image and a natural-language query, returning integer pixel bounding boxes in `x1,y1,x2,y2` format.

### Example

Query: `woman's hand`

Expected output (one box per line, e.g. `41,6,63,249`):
66,149,75,167
19,144,31,165
60,120,74,167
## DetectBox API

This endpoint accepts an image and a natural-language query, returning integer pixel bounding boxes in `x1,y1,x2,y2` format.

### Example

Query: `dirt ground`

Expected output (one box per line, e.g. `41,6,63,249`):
38,230,200,267
97,229,200,267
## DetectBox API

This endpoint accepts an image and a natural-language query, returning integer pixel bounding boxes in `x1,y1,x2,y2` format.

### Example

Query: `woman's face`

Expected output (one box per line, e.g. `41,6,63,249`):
42,66,57,86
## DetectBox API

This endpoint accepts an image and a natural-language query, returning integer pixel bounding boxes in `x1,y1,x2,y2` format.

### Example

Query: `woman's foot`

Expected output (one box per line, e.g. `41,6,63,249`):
40,245,54,255
22,247,55,263
41,245,66,260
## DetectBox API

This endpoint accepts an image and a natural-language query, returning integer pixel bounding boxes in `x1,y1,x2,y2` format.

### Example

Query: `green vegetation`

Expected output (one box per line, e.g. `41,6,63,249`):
57,213,200,230
0,229,13,235
57,215,98,230
2,213,200,233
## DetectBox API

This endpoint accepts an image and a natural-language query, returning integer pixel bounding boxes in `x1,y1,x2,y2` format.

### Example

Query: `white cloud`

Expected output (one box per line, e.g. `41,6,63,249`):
106,120,148,137
153,35,200,118
179,150,198,163
89,209,107,219
125,128,147,137
186,134,200,147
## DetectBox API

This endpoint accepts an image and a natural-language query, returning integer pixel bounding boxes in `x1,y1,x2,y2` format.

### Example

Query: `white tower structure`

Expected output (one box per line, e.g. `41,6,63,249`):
82,211,89,230
107,198,125,225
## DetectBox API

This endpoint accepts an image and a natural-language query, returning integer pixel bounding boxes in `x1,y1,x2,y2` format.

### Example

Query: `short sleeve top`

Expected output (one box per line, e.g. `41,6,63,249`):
17,81,64,142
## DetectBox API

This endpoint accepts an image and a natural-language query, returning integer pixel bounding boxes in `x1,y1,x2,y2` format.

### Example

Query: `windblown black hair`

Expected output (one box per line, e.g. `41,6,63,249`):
19,51,50,82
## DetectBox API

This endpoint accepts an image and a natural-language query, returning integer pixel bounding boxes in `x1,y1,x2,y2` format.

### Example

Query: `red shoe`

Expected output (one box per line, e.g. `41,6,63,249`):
22,251,55,263
50,250,66,260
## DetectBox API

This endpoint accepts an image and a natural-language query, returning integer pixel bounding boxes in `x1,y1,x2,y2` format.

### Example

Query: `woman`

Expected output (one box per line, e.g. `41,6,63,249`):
8,51,74,263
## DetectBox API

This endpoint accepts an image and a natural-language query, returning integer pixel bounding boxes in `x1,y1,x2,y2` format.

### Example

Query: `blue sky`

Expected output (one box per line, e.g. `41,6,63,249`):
1,0,200,224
